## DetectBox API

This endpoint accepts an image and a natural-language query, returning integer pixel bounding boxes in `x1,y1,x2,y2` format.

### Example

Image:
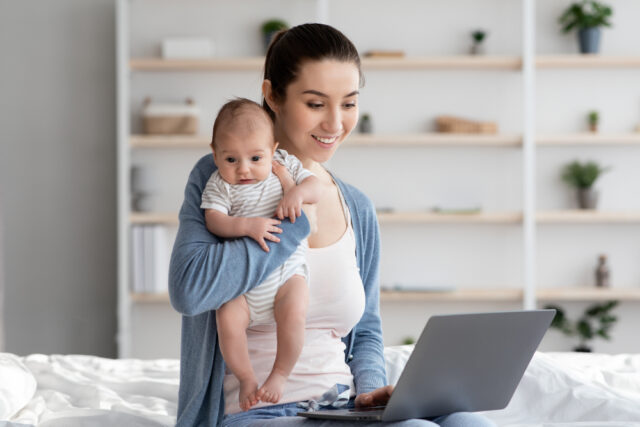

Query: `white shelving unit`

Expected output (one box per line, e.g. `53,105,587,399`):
117,0,640,357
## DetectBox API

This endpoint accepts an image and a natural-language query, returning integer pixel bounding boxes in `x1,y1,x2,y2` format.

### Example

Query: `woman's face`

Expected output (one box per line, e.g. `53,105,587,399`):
269,59,360,165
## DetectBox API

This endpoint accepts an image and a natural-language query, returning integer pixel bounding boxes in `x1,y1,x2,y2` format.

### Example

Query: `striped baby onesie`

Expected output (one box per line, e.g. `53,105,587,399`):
201,149,312,325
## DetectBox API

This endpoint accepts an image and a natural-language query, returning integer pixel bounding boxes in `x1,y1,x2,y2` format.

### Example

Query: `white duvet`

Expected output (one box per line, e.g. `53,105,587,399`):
1,349,639,426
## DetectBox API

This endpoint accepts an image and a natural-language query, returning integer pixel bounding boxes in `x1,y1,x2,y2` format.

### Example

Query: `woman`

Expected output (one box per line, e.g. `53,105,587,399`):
169,23,495,427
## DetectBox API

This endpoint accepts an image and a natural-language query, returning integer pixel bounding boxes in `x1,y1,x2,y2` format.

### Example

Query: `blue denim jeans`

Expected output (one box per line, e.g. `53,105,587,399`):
222,400,496,426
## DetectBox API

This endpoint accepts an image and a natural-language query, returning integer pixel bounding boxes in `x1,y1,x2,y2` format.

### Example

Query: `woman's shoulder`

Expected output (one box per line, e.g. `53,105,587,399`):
191,154,217,186
332,175,376,218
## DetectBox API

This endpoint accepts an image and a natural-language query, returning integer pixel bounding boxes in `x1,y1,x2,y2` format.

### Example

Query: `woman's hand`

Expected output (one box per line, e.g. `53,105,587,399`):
354,385,394,408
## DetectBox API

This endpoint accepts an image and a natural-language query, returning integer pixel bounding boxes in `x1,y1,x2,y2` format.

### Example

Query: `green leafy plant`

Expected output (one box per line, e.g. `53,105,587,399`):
559,0,613,33
562,160,610,189
588,110,599,126
544,301,618,351
261,19,289,35
402,337,416,345
471,30,487,43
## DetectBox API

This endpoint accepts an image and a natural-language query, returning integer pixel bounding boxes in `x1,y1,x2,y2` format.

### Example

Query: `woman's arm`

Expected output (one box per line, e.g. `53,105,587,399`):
204,209,283,252
169,155,310,316
346,189,387,395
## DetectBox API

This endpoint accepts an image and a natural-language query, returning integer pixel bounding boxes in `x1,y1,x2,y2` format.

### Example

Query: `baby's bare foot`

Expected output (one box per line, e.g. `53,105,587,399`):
239,378,259,411
257,371,287,403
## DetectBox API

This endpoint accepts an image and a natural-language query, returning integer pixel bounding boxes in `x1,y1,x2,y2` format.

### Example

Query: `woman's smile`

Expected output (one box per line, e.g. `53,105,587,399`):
311,133,342,147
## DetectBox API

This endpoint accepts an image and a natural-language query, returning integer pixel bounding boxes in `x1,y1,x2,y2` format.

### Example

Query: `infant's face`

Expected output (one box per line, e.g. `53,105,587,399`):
213,125,276,185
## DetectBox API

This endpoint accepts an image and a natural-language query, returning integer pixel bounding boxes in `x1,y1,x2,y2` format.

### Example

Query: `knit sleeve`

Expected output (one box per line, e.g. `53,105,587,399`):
346,188,387,395
169,155,310,316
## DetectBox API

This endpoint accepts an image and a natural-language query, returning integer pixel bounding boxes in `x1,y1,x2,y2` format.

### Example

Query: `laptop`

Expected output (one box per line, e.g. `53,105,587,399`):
298,309,555,422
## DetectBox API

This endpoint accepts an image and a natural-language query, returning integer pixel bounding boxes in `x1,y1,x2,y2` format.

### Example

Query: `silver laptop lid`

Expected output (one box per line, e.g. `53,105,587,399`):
382,310,554,421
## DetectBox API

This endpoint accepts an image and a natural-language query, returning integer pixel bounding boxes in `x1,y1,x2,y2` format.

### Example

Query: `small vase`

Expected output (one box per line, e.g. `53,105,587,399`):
577,188,598,210
469,43,485,55
589,123,598,133
263,31,279,53
574,344,592,353
359,116,373,133
578,27,601,54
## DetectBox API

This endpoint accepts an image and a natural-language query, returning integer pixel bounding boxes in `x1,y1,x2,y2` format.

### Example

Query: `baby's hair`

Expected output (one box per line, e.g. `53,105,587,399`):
211,98,274,149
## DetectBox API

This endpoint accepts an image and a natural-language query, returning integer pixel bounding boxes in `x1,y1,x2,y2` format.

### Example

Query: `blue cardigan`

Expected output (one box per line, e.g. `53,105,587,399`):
169,154,387,426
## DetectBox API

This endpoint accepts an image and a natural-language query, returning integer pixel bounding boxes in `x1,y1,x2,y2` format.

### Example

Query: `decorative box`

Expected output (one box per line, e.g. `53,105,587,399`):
435,115,498,134
142,98,200,135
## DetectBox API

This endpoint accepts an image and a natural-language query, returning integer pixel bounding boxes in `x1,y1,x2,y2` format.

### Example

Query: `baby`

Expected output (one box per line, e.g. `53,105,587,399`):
200,98,321,411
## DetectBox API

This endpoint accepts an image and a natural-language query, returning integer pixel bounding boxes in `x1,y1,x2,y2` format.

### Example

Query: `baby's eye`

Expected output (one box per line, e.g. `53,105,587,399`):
226,157,236,163
344,102,357,109
307,102,323,109
251,156,261,162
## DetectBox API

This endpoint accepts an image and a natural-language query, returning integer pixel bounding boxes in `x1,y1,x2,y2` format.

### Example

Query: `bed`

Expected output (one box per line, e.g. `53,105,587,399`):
2,347,640,426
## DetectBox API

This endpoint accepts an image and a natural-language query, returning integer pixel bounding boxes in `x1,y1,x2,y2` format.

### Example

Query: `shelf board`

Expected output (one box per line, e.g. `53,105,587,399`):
130,57,264,71
536,55,640,68
347,133,522,147
130,212,178,225
378,211,522,224
537,211,640,224
129,288,640,304
537,288,640,301
130,134,210,149
130,292,170,303
131,133,640,149
130,56,522,71
381,288,522,302
129,211,640,226
537,133,640,146
129,55,640,72
361,56,522,70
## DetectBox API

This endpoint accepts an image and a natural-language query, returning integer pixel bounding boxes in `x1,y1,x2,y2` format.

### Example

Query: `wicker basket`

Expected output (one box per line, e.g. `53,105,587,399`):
435,115,498,134
142,98,199,135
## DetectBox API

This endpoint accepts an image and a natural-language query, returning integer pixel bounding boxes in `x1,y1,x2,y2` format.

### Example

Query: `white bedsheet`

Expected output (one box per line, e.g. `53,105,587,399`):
385,346,640,427
5,354,178,427
2,349,640,426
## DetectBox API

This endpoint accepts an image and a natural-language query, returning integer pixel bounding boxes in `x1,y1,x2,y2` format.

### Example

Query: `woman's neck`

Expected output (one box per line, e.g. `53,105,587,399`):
277,141,332,183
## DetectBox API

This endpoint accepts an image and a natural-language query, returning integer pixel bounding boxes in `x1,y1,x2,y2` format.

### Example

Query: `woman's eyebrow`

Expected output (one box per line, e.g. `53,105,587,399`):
302,89,359,98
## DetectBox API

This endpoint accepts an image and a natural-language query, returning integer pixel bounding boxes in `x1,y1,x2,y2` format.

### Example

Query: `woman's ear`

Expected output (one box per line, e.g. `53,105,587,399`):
262,80,278,114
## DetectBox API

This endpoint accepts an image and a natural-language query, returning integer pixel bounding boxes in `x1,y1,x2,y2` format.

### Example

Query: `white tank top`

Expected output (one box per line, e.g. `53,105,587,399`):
223,185,366,414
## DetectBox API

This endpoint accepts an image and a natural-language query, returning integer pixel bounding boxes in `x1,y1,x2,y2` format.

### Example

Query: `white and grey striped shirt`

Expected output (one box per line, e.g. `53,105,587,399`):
201,149,313,217
201,149,313,325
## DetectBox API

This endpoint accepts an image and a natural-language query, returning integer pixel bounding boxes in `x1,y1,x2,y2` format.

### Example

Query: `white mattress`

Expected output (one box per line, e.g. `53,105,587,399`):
2,348,640,426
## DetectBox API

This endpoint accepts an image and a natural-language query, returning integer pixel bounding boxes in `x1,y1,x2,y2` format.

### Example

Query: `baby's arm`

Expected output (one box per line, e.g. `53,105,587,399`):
275,175,322,223
204,210,282,252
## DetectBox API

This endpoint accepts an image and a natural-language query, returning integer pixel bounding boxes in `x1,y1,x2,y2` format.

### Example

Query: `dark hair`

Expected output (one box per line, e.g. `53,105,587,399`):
262,23,363,121
211,98,273,149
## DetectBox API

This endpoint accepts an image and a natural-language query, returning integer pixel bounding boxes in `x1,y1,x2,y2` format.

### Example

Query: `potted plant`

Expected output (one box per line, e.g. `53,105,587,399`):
544,301,618,352
561,160,610,209
261,19,289,52
359,113,373,133
588,110,599,132
559,0,613,54
470,29,488,55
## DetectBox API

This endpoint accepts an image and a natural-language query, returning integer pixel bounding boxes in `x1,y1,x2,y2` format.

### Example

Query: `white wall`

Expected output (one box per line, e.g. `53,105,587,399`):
125,0,640,357
2,0,637,358
0,0,117,356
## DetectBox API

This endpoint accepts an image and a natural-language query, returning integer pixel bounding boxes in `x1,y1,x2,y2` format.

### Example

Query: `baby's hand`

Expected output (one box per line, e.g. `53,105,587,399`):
272,160,296,193
275,187,304,224
246,217,282,252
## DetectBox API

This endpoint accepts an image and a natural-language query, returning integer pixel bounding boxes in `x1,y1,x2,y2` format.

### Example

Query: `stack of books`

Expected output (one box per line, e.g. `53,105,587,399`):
131,225,169,294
